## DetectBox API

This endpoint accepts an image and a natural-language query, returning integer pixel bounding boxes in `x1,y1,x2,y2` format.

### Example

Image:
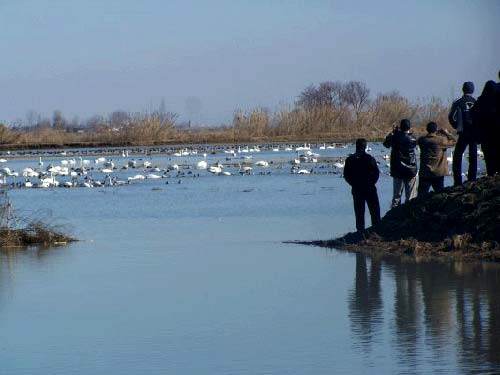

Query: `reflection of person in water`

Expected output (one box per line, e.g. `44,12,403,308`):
348,253,383,351
390,258,420,364
347,253,500,372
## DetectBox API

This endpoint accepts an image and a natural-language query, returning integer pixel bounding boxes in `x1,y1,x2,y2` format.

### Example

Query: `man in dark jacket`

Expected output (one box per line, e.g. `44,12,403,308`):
449,81,477,185
344,138,381,231
383,119,417,208
472,80,499,175
417,122,456,196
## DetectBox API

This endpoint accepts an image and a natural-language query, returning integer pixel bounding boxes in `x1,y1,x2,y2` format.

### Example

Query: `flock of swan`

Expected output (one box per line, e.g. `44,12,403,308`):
0,141,481,190
0,143,351,189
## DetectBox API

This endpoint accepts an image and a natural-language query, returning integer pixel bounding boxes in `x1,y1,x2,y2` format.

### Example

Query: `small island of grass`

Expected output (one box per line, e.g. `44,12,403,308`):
0,194,75,249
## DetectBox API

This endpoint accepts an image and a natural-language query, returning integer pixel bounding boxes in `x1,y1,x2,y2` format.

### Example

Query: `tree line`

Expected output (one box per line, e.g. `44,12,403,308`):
0,80,450,149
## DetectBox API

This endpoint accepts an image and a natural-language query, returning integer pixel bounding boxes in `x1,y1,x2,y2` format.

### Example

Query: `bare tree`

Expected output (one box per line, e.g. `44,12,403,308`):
296,84,319,109
297,81,346,110
85,115,106,130
109,110,130,129
25,110,41,128
341,81,370,118
52,110,66,130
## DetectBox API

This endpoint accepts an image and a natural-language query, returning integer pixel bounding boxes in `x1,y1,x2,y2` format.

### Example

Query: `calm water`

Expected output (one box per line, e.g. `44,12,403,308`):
1,145,498,375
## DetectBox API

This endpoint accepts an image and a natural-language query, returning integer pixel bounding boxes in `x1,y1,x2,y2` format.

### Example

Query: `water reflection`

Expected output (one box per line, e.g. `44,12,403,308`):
348,253,383,351
350,254,500,373
0,246,62,310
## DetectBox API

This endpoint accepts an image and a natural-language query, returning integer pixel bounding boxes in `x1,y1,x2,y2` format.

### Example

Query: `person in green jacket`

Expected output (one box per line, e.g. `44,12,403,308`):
417,122,456,196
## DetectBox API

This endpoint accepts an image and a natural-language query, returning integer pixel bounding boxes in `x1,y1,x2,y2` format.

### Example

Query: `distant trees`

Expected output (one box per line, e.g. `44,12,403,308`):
25,110,41,128
0,123,10,144
0,85,452,148
297,81,343,109
296,80,370,115
227,80,450,142
109,110,130,129
342,81,370,118
52,110,66,130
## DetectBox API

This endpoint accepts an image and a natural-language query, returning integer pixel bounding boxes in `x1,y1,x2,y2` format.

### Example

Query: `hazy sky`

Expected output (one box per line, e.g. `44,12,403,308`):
1,0,499,125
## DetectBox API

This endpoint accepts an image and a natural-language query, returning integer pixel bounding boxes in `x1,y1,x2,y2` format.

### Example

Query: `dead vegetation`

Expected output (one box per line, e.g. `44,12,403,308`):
0,192,75,248
0,81,450,149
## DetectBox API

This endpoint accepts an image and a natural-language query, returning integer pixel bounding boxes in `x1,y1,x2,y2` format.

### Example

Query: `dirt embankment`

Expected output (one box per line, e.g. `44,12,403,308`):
306,175,500,261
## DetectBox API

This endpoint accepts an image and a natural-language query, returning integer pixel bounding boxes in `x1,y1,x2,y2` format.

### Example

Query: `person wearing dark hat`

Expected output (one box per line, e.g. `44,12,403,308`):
417,122,456,196
448,81,477,185
383,119,418,208
344,138,381,231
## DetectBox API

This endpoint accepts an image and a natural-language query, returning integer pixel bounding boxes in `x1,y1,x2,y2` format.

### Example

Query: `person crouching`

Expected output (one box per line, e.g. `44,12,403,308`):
344,138,381,231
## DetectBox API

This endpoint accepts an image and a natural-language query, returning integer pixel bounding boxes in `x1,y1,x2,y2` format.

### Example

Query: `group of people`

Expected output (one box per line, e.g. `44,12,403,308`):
343,71,500,231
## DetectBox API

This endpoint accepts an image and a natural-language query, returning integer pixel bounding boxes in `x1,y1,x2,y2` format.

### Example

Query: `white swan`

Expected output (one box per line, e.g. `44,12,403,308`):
196,160,208,169
334,161,345,169
23,168,39,177
255,160,269,167
208,165,223,174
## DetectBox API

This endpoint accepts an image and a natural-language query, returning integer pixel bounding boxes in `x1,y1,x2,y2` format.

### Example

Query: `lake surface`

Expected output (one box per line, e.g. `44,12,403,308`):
1,144,498,374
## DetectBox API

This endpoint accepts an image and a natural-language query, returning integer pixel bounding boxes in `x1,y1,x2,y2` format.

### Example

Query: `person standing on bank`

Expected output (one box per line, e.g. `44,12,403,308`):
471,80,499,175
383,119,417,208
448,82,477,185
344,138,381,232
417,122,456,196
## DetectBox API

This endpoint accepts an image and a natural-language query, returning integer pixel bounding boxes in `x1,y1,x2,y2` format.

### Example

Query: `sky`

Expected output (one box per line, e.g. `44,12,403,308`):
1,0,499,125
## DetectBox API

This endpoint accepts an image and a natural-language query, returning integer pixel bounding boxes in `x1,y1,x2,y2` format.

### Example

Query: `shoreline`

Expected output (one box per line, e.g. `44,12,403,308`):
292,234,500,263
295,175,500,263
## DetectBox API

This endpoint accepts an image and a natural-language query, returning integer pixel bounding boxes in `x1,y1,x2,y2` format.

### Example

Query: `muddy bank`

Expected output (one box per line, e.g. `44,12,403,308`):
302,175,500,261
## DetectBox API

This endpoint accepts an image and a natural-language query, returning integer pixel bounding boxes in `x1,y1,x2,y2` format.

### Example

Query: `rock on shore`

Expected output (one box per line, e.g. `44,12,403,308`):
310,175,500,261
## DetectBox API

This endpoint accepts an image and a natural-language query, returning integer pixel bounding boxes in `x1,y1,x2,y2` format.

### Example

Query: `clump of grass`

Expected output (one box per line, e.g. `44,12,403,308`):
0,194,76,248
0,221,75,248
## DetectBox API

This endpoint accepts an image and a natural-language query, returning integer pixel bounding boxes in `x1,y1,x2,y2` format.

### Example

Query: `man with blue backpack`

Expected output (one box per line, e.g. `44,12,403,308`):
448,81,477,185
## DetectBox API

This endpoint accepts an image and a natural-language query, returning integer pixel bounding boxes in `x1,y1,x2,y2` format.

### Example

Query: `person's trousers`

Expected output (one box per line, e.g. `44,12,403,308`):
352,186,381,231
391,177,417,208
418,176,444,196
482,142,500,176
453,134,477,185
